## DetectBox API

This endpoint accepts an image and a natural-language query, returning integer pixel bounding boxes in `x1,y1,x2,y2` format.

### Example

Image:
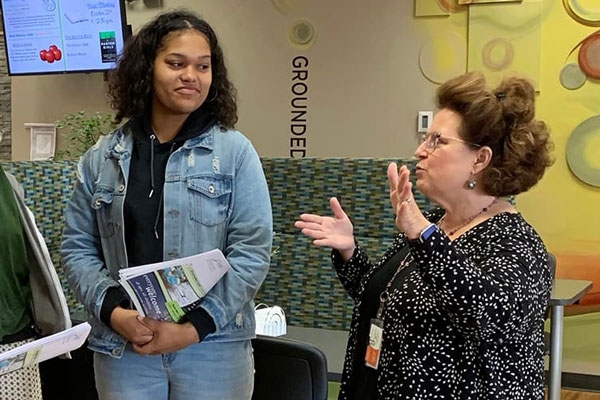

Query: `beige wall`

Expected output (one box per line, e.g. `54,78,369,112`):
11,73,112,161
11,0,448,160
9,1,600,290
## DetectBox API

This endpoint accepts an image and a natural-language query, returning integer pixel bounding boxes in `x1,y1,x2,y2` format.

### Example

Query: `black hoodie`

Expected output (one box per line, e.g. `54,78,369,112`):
100,109,217,342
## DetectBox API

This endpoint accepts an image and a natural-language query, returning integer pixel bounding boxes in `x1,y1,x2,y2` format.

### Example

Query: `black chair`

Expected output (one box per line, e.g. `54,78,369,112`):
252,335,328,400
544,252,557,356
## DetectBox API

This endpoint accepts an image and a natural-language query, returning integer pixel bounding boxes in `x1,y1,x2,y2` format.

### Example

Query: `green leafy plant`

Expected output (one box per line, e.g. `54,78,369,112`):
54,111,117,160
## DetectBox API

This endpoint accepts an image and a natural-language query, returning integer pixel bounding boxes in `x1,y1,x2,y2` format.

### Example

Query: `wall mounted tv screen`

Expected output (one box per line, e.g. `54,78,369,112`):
0,0,127,75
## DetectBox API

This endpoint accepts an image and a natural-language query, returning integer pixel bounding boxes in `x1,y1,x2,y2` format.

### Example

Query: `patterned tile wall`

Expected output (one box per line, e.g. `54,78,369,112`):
0,18,11,161
2,158,436,330
257,158,434,329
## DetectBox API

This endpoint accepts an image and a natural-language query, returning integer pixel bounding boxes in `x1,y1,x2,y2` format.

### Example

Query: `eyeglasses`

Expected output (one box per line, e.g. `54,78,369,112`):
418,132,481,154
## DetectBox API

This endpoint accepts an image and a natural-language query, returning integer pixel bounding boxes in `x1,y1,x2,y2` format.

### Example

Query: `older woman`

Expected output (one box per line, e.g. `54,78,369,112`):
295,72,554,399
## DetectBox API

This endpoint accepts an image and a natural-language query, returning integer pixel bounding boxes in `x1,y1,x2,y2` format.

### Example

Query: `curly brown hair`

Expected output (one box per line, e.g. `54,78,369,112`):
107,9,237,128
436,72,554,197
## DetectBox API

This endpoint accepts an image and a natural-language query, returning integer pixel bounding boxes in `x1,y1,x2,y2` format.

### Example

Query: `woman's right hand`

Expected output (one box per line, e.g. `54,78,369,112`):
294,197,356,261
110,307,154,346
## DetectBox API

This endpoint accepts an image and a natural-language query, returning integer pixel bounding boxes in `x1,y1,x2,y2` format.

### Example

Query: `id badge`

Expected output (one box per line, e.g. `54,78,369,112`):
365,318,383,370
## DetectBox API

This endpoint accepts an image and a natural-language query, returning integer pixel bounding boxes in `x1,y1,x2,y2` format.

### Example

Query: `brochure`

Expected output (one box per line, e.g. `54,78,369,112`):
0,323,91,376
119,249,231,323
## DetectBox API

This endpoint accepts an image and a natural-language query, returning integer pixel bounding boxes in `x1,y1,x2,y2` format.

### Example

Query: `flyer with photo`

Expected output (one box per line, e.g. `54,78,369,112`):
119,249,231,323
0,323,91,376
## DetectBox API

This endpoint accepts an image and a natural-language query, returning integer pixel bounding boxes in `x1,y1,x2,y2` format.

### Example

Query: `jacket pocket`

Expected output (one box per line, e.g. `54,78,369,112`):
187,177,232,226
92,189,116,238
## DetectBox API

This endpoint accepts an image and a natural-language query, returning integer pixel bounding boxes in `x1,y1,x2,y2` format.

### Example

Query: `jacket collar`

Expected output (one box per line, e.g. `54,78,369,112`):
181,125,216,150
104,125,133,161
103,116,219,161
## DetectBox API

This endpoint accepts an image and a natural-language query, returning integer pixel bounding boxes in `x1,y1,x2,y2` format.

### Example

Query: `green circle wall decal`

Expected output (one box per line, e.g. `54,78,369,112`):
560,63,587,90
288,20,316,50
566,115,600,187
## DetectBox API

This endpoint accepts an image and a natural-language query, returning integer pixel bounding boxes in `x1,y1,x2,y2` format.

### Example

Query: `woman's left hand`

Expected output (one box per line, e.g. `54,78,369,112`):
387,163,431,240
132,317,199,355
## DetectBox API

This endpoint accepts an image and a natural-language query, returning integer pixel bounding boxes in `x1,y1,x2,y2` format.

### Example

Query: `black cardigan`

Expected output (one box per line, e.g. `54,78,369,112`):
332,209,552,400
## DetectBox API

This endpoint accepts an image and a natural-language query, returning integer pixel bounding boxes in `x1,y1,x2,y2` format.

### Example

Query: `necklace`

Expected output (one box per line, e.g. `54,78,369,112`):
438,197,498,236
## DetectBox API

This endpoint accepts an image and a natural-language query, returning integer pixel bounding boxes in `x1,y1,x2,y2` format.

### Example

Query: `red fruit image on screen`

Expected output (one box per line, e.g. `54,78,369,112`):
39,45,62,63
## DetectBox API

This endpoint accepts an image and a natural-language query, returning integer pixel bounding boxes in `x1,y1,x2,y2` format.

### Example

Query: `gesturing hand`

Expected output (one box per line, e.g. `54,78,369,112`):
294,197,356,261
387,163,430,240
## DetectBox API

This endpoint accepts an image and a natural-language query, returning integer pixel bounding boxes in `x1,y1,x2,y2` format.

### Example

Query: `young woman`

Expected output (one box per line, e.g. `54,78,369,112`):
61,10,272,400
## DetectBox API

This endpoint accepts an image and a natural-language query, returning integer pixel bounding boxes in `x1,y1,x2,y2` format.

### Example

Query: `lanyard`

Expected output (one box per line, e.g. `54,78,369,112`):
365,250,414,370
375,252,414,321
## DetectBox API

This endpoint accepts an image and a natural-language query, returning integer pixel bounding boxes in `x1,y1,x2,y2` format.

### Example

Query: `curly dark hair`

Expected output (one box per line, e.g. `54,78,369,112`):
107,9,237,128
436,72,554,197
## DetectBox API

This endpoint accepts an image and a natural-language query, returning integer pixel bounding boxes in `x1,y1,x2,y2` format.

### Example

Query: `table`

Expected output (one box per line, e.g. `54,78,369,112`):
548,279,593,400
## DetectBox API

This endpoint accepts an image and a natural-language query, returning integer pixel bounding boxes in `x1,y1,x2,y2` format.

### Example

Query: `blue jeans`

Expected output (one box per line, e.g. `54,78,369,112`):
93,340,254,400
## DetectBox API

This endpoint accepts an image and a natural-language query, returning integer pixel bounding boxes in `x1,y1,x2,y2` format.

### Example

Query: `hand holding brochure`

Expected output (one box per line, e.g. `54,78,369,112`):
0,323,91,376
119,249,231,323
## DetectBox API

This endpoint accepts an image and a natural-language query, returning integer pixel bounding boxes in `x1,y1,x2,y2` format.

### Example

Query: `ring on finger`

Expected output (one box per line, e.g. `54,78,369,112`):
404,198,412,204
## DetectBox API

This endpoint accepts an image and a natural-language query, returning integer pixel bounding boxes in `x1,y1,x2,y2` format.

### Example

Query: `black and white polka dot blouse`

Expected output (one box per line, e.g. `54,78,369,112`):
332,209,552,400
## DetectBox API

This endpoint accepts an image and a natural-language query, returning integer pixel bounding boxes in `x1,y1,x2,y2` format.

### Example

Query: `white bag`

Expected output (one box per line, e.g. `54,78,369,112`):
254,304,287,337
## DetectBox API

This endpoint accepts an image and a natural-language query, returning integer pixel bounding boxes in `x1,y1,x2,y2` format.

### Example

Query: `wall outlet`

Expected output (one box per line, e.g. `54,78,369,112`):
417,111,433,133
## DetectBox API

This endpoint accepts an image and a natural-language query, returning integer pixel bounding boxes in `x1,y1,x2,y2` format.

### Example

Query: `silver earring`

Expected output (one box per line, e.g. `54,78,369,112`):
466,178,476,189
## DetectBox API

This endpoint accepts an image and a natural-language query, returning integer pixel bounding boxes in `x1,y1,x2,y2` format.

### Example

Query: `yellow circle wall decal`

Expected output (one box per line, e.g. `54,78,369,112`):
566,115,600,187
564,0,600,27
271,0,293,15
418,32,467,84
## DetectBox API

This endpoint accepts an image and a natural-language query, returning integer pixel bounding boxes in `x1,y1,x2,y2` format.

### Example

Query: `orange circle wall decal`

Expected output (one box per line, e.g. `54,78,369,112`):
578,34,600,79
481,38,513,71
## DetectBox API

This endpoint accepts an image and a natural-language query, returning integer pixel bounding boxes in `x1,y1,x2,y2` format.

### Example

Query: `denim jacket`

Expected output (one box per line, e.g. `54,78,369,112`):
61,122,272,358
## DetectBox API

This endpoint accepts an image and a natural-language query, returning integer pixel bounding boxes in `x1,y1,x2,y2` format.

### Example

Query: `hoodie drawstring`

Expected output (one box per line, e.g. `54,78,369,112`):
152,141,177,240
149,134,156,198
153,198,163,240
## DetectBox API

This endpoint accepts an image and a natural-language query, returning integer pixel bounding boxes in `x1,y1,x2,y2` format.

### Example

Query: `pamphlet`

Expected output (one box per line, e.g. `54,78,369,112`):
0,323,91,376
119,249,231,323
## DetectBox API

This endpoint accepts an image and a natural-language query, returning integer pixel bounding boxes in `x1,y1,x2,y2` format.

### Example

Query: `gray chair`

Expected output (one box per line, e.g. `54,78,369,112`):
252,335,328,400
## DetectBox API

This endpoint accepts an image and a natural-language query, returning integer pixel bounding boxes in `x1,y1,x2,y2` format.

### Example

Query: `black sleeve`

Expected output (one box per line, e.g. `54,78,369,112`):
99,287,132,328
181,308,217,343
